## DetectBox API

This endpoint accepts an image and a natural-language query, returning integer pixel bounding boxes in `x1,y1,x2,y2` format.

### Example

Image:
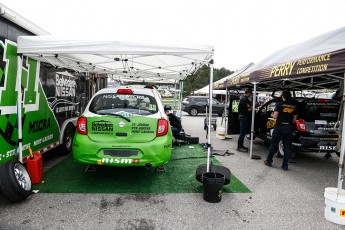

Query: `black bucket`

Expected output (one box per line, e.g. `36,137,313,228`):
202,172,225,203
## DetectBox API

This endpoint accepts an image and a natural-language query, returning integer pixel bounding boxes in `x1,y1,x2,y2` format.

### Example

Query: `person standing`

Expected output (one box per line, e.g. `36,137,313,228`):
264,90,298,171
237,88,253,152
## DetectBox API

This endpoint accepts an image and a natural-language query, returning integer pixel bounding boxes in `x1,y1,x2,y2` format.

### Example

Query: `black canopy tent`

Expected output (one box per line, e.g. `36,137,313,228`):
215,26,345,198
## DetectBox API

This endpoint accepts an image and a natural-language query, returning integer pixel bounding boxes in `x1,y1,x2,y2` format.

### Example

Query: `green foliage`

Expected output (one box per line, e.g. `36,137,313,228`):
182,65,233,97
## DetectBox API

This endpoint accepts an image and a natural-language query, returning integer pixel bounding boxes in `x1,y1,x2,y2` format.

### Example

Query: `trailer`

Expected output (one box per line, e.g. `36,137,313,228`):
0,4,106,202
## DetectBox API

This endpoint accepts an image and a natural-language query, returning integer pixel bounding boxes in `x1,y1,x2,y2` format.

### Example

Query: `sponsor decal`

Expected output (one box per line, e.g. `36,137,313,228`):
33,134,54,146
29,118,51,134
91,120,113,134
340,209,345,217
164,144,172,148
100,158,140,164
319,146,336,151
55,72,76,97
131,122,154,134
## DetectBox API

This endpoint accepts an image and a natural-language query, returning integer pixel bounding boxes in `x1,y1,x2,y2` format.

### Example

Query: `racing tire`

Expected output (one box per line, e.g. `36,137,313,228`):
61,124,75,155
0,159,32,203
276,140,296,158
195,164,231,185
189,108,199,116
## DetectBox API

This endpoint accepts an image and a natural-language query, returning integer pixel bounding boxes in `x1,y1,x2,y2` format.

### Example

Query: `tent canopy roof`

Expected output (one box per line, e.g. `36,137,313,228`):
17,36,214,83
219,26,345,90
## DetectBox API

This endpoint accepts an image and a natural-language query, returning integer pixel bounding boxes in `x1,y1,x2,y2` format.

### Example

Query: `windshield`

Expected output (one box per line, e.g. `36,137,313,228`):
89,93,158,116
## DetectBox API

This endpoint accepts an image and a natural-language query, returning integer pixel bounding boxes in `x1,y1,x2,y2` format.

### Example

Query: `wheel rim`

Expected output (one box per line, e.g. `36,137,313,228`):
14,163,31,191
65,127,72,150
278,140,284,156
190,108,198,116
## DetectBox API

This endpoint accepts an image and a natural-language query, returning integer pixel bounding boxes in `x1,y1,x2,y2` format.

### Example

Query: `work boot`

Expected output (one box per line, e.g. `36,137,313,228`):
264,160,272,167
236,147,248,152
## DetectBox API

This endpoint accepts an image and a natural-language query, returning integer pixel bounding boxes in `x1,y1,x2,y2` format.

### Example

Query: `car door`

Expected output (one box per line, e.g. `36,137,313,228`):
212,98,224,114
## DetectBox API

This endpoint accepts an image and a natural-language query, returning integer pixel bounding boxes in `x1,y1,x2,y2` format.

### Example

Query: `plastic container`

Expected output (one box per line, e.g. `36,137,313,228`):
202,172,225,203
324,187,345,225
216,127,226,140
26,152,43,184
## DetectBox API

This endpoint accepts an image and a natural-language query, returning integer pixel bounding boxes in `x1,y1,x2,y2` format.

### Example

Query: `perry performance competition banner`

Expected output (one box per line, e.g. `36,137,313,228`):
226,49,345,88
0,39,60,164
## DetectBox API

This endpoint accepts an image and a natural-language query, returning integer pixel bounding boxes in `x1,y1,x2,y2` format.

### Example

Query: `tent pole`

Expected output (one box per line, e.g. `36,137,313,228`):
249,82,257,159
174,81,177,110
17,54,23,163
224,88,229,129
337,72,345,197
207,60,214,172
179,80,183,119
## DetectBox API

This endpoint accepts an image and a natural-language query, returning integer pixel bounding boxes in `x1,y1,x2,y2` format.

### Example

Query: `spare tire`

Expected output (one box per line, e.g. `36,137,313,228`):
196,164,231,185
0,159,32,203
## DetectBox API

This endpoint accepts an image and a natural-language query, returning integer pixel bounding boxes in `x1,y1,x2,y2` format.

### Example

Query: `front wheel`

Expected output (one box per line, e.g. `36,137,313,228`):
189,108,199,116
0,159,32,203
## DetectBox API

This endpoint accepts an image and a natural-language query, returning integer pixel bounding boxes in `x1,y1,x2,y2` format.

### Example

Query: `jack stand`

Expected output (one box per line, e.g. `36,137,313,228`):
155,166,166,172
85,164,96,172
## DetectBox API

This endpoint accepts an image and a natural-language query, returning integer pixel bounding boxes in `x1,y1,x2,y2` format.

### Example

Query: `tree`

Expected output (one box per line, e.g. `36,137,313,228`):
182,65,233,97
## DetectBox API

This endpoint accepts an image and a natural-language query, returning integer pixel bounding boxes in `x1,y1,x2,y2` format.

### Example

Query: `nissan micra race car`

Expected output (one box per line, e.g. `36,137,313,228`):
72,86,172,167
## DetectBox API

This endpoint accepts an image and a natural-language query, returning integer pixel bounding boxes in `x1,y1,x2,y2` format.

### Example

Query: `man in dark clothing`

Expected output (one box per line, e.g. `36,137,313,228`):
264,90,298,171
164,106,182,139
237,88,254,152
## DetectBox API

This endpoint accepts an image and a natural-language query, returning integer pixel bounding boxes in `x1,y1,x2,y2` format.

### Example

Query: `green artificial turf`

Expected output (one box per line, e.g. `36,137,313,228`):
34,144,250,193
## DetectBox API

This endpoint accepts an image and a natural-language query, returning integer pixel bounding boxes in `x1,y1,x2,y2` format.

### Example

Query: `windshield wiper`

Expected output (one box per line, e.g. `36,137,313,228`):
97,112,131,122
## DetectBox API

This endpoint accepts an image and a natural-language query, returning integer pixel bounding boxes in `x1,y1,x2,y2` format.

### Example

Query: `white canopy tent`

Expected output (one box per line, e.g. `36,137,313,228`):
16,36,215,171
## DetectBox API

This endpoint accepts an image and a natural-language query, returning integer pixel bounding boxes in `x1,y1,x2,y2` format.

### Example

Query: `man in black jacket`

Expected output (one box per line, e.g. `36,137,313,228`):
237,88,253,152
164,106,182,139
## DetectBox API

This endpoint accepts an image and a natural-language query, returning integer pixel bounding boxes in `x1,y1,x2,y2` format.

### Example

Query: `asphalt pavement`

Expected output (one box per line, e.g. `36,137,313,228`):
0,113,343,230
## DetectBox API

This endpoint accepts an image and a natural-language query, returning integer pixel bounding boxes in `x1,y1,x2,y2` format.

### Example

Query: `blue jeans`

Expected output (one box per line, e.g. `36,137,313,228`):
266,125,293,168
237,115,250,148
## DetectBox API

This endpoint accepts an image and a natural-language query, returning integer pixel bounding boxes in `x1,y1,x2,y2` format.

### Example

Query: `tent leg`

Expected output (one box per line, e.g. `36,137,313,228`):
17,54,23,163
250,82,260,160
337,72,345,197
206,60,214,172
179,80,183,119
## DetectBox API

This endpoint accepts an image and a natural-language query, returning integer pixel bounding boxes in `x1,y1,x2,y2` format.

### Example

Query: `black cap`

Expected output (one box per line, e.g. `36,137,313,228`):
164,105,171,111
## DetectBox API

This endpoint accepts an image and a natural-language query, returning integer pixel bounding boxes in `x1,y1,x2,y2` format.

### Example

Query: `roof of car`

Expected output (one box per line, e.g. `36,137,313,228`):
97,85,156,97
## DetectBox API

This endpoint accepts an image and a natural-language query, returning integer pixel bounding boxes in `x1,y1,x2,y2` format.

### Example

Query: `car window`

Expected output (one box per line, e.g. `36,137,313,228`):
301,101,339,121
212,99,220,104
89,93,158,115
267,102,276,112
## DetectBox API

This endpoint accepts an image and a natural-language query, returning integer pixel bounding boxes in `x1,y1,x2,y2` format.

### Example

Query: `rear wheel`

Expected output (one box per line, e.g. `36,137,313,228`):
189,108,199,116
0,159,32,203
61,124,75,155
276,140,296,158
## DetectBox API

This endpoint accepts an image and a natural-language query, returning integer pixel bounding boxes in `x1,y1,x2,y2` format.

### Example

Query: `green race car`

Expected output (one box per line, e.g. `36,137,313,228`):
72,86,173,167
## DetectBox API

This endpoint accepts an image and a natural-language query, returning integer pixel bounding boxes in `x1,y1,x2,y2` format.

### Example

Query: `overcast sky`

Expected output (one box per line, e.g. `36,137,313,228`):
2,0,345,70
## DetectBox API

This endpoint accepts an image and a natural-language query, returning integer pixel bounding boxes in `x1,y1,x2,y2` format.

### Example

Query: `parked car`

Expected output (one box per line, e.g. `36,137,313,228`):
182,96,226,116
72,85,173,168
254,97,340,156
